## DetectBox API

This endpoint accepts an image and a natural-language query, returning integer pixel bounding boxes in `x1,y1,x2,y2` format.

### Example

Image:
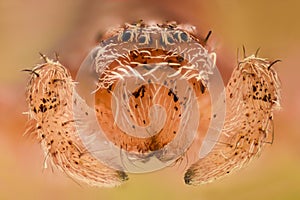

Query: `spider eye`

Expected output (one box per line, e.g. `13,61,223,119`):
122,30,132,42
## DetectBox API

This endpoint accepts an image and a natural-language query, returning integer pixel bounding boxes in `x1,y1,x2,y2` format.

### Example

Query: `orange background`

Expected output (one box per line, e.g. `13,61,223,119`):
0,0,299,199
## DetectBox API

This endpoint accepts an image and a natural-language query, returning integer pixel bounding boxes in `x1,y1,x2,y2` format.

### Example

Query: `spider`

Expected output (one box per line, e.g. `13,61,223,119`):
24,21,281,187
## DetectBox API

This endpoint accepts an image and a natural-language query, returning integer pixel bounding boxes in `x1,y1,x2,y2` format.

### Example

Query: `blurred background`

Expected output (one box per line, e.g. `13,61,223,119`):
0,0,299,199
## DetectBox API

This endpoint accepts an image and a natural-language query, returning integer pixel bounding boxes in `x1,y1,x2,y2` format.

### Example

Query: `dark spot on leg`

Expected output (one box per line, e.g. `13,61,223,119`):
132,85,146,98
200,81,206,94
168,89,178,102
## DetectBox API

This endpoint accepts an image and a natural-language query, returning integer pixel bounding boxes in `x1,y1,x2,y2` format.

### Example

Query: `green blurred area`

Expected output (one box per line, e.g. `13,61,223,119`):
0,0,300,199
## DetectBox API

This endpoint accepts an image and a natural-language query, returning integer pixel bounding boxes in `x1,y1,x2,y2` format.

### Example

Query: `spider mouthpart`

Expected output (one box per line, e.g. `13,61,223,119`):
25,21,280,187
